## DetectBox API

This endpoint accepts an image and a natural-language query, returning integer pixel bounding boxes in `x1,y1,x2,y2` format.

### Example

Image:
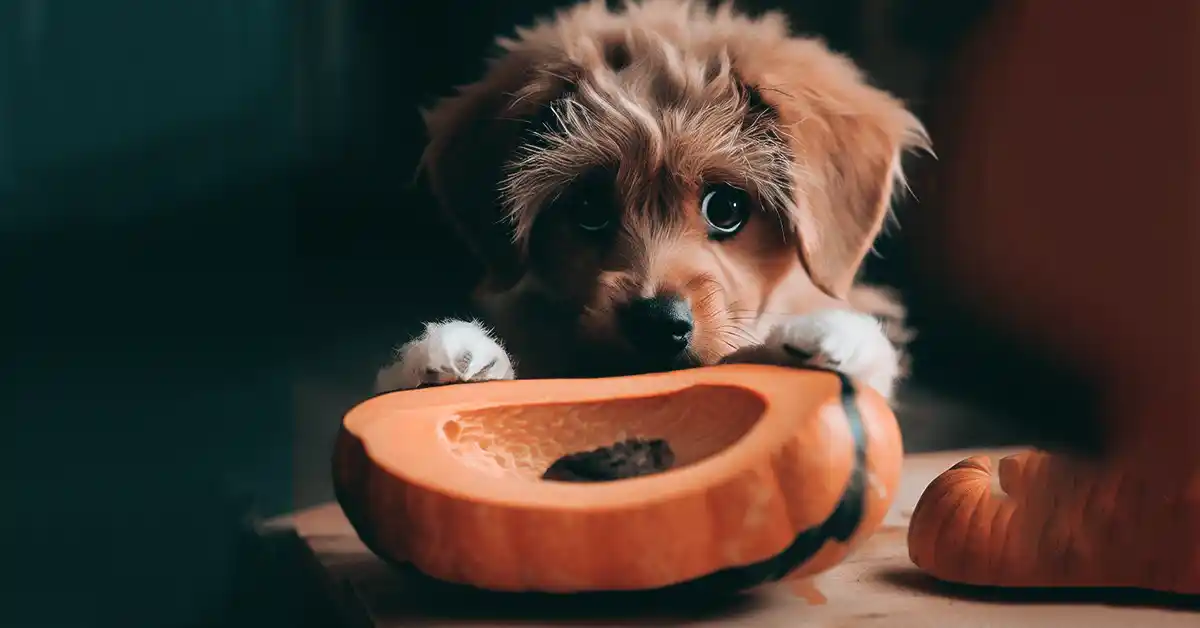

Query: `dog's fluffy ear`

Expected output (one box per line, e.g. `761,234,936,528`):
420,46,562,289
741,39,930,299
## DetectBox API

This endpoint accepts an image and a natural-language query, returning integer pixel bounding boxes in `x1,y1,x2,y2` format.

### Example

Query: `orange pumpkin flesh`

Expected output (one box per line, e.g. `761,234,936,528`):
333,364,903,594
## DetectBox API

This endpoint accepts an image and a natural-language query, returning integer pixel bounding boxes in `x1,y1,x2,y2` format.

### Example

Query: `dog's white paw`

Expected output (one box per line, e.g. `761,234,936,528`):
724,309,900,400
375,319,515,393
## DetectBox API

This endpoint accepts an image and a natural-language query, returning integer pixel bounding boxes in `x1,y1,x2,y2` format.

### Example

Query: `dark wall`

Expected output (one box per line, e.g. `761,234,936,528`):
1,2,987,626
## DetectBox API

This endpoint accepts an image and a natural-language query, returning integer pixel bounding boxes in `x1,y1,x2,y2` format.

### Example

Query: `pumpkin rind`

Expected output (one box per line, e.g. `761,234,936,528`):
332,365,902,593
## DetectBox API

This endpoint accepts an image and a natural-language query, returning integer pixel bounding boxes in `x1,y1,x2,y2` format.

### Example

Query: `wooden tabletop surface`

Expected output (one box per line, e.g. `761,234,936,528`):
272,448,1198,627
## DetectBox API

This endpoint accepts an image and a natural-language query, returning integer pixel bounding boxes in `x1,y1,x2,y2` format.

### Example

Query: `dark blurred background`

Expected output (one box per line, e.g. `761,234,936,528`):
6,0,1143,625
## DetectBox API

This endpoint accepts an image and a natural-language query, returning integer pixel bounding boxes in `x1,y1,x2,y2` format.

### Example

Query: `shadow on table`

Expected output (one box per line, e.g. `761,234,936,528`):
354,567,778,626
247,519,797,627
876,567,1200,611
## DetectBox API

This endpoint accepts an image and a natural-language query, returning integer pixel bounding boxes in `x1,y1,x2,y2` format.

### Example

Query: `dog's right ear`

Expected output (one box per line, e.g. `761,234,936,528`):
420,47,566,291
733,35,930,300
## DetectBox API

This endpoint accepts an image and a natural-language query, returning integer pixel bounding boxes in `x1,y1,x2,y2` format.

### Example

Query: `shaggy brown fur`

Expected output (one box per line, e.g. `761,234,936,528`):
418,0,929,379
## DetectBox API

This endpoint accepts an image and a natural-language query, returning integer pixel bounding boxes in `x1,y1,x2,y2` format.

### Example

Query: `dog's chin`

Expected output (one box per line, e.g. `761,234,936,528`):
608,349,704,377
641,352,704,374
572,335,704,377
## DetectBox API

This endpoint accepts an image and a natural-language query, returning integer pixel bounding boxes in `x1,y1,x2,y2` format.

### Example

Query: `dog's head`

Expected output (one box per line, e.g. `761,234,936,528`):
421,0,929,372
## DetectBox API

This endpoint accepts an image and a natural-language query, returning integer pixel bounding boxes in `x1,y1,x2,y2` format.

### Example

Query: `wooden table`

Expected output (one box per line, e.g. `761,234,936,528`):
271,449,1199,627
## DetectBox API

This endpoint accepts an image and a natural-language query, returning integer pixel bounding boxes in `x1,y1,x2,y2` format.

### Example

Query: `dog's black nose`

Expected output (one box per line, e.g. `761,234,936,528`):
619,295,693,356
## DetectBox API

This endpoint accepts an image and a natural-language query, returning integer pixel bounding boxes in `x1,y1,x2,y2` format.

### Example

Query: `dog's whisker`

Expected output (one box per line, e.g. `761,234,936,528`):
713,338,738,357
731,324,762,342
705,338,734,357
727,309,799,318
713,324,760,348
694,287,722,310
726,331,760,347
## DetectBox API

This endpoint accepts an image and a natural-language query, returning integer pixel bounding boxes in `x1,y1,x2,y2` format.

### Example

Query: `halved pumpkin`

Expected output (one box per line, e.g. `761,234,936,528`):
332,364,903,594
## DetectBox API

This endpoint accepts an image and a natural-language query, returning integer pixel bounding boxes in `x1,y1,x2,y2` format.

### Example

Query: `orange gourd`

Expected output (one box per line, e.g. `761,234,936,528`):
908,451,1200,594
332,364,903,594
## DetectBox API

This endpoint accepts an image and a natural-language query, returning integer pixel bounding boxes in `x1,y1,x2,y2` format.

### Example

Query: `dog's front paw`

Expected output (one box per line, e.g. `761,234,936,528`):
723,309,900,400
375,320,515,393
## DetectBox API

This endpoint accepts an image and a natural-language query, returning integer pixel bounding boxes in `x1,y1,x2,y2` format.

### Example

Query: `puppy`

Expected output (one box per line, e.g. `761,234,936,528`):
377,0,929,401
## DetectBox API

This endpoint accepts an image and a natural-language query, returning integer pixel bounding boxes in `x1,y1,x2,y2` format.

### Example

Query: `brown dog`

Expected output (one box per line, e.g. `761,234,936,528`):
377,0,929,400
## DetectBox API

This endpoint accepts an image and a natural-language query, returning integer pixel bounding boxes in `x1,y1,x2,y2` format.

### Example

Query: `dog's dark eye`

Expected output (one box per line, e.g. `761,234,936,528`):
575,196,612,232
562,176,616,233
701,184,750,238
547,168,617,235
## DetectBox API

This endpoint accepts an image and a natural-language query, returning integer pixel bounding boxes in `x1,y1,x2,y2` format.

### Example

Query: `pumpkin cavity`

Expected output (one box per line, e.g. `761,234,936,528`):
438,384,766,481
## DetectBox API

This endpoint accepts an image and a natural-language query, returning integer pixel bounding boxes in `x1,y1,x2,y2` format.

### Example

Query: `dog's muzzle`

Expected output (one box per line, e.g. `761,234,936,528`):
616,294,694,360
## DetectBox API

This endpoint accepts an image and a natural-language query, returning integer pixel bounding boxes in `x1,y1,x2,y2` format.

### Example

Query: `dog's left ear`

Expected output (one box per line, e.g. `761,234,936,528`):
743,40,930,299
420,47,562,290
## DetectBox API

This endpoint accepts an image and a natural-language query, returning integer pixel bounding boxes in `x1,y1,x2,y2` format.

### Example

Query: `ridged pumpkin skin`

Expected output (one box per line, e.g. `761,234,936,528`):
908,452,1200,594
332,364,903,594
